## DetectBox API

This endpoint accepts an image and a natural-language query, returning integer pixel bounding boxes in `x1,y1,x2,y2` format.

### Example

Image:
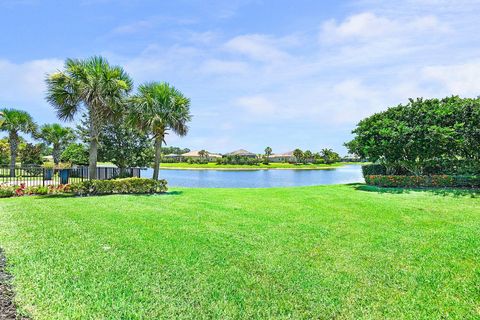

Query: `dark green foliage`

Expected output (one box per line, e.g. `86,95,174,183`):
161,146,190,155
365,175,480,188
70,178,168,196
19,143,43,166
216,156,261,165
97,117,153,169
346,96,480,175
362,164,387,176
61,143,89,165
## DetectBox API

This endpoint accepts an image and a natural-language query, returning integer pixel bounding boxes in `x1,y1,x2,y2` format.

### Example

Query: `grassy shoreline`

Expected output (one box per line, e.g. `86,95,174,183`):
1,185,479,319
156,162,361,170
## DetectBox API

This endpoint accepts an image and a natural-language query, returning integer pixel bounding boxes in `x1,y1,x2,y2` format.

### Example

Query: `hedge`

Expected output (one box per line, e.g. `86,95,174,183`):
0,178,168,198
70,178,168,196
365,175,480,188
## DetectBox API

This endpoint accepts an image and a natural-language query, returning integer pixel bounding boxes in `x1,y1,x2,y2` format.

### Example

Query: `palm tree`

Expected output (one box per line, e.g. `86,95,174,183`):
0,108,37,176
38,123,75,165
264,146,272,157
198,150,209,159
129,82,192,180
45,56,133,179
0,111,5,126
293,148,303,164
303,150,313,163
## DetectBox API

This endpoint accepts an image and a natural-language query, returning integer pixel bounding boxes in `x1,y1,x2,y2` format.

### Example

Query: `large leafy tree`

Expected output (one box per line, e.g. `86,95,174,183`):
45,56,133,179
61,143,89,165
38,123,75,165
129,82,192,180
0,108,37,176
346,96,479,175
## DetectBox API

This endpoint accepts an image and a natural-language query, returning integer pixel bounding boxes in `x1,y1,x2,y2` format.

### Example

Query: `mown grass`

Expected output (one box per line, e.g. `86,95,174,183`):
158,162,353,170
0,185,479,319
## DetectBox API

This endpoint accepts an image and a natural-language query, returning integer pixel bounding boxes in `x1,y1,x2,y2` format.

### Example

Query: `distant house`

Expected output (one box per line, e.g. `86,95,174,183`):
224,149,257,158
268,151,296,163
181,150,222,161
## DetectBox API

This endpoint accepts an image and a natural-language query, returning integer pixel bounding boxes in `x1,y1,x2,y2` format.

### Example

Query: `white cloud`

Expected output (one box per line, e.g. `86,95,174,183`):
422,62,480,96
0,58,63,104
320,12,448,43
224,34,291,62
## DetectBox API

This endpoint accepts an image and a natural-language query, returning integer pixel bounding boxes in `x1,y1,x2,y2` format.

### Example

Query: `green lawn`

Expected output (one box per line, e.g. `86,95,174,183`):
158,162,354,170
0,185,479,319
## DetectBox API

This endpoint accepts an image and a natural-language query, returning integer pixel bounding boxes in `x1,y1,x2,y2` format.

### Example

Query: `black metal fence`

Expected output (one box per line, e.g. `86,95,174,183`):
0,167,141,187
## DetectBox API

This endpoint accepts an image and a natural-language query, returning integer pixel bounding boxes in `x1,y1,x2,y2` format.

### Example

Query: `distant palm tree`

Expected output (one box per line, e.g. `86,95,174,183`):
38,123,76,165
293,148,303,164
303,150,313,163
0,108,37,176
264,146,272,157
45,56,133,179
198,150,209,159
129,82,192,180
0,111,5,126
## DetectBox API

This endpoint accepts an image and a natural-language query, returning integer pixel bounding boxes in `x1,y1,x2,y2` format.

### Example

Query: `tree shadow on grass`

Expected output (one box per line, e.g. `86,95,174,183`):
354,184,479,198
32,191,183,200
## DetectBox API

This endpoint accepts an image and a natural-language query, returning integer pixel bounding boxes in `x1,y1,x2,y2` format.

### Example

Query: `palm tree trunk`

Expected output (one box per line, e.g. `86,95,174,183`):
88,125,99,180
152,137,162,180
9,131,17,177
52,143,60,165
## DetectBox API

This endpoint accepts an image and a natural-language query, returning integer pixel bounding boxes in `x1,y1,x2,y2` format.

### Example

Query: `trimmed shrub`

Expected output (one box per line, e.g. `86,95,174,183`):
70,178,167,196
365,175,480,188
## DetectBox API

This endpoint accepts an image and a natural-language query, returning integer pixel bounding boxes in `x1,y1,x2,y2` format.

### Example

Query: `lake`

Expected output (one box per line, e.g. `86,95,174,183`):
141,164,364,188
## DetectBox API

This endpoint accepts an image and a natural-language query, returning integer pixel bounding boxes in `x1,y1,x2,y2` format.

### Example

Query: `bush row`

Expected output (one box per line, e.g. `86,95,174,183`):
0,178,168,198
365,175,480,188
362,161,480,177
70,178,167,196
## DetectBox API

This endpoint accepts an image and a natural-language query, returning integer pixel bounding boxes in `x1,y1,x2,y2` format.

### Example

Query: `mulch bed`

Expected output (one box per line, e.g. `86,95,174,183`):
0,248,28,320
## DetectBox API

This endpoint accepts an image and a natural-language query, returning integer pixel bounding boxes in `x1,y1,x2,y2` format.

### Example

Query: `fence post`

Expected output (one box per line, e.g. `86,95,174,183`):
42,168,45,187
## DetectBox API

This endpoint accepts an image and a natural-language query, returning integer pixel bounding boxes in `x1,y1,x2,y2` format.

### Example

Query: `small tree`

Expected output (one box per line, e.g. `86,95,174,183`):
19,143,43,166
293,149,303,164
264,146,272,164
61,143,89,165
0,139,9,165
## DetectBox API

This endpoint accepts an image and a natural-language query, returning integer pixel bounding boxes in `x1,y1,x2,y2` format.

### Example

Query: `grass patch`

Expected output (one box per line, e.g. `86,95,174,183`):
0,185,479,319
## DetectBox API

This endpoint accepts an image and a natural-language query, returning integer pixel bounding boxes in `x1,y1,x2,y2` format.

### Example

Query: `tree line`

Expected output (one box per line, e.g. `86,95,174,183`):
346,96,480,175
0,56,192,179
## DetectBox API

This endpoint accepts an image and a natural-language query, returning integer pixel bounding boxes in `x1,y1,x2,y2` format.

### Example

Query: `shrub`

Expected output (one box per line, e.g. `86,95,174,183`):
0,186,15,198
70,178,167,196
365,175,480,188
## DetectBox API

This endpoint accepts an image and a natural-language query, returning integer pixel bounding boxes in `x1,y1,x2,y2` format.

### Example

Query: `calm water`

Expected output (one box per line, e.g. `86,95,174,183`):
141,165,364,188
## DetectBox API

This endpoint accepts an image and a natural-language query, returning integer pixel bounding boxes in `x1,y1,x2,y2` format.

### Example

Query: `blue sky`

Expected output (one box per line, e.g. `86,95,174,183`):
1,0,480,154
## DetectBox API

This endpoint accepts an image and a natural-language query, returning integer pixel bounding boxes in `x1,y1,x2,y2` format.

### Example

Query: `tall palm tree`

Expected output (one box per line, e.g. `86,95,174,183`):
0,108,37,176
45,56,133,179
38,123,75,165
293,148,303,164
129,82,192,180
264,146,272,157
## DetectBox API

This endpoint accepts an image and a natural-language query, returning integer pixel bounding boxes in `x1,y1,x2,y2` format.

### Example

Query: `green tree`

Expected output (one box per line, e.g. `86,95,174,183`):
45,56,133,179
19,143,43,166
61,143,89,165
129,82,192,180
0,108,37,176
38,123,75,165
293,149,303,164
98,114,153,170
198,150,209,159
0,138,9,165
303,150,313,163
